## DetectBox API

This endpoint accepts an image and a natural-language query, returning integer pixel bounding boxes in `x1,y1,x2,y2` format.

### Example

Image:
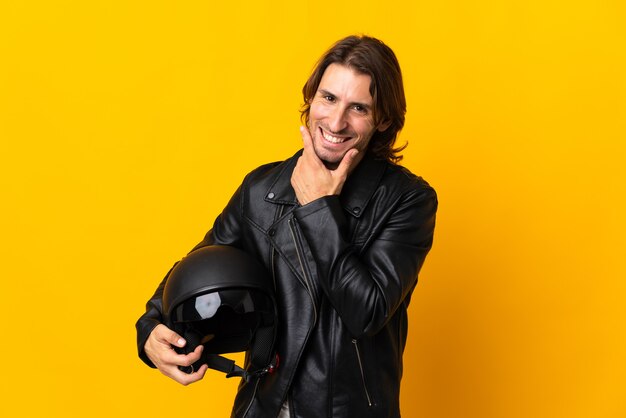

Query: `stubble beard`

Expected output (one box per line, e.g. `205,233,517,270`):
310,125,349,170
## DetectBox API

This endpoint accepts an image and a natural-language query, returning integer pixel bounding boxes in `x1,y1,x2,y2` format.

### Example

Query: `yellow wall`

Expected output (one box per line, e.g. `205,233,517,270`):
1,1,624,417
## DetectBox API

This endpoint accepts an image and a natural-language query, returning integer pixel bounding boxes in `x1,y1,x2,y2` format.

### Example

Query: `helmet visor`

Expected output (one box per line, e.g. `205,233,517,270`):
172,289,273,354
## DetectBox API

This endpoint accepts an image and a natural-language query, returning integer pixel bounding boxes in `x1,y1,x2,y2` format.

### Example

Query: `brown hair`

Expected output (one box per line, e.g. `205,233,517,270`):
301,35,407,163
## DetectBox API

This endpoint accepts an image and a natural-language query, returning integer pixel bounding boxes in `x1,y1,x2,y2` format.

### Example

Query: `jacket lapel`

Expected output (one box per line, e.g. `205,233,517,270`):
263,149,387,217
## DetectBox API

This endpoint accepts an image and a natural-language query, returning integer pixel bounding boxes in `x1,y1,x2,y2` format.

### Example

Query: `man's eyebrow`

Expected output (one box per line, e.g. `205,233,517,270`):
317,89,372,109
318,89,336,98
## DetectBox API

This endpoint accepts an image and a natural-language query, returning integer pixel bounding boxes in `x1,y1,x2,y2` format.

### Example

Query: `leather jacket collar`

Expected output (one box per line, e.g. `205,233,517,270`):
263,149,387,218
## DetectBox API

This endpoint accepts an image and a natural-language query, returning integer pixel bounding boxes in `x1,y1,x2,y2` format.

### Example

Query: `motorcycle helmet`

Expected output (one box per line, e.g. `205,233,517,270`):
162,245,278,381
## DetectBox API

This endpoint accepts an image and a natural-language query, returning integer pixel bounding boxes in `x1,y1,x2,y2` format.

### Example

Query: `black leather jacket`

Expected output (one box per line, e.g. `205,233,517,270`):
136,151,437,418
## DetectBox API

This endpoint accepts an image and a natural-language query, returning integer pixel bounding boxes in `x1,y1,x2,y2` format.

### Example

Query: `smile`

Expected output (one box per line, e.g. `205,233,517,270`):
320,128,350,144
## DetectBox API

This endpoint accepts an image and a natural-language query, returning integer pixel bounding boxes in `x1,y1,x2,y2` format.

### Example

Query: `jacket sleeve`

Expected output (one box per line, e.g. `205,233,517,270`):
292,184,437,338
134,183,245,367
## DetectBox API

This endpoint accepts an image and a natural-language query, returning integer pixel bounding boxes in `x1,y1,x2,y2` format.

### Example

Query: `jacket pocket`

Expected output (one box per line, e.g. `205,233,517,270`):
352,338,374,407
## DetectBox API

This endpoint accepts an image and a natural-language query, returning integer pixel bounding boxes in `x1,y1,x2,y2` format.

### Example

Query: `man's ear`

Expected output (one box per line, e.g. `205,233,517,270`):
377,119,392,132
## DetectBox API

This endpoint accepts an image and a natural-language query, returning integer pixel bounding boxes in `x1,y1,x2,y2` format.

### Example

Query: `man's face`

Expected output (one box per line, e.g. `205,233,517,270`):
308,63,388,169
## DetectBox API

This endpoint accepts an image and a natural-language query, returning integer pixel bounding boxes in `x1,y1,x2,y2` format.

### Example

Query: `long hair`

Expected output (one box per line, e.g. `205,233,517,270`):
301,35,407,163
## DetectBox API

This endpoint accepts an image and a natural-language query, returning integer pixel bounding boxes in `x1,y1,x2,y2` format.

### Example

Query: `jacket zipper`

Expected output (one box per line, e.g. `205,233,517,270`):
352,339,373,407
271,205,284,292
242,378,261,417
288,217,318,323
244,206,284,418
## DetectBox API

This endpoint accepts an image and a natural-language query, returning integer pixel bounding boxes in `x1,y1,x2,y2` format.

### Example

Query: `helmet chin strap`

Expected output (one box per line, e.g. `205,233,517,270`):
187,352,279,382
175,309,279,381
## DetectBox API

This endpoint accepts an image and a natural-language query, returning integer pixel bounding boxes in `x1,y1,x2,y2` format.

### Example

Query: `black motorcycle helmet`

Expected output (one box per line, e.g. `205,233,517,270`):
162,245,278,380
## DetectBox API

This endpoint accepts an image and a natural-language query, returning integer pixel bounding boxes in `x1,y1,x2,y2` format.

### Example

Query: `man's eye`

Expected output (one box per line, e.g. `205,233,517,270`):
324,95,335,102
353,105,366,113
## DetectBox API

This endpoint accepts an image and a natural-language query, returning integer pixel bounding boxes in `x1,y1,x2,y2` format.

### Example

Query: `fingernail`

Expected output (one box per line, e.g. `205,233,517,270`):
178,338,186,346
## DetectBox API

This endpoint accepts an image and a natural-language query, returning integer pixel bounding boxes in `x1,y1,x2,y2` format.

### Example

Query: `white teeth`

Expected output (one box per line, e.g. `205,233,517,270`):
322,130,346,143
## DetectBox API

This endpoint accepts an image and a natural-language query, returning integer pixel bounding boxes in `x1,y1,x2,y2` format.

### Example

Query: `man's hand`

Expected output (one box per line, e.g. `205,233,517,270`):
291,126,360,205
144,324,208,386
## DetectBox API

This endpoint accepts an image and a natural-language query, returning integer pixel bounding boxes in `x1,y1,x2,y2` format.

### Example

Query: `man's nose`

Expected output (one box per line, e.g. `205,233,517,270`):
327,107,348,133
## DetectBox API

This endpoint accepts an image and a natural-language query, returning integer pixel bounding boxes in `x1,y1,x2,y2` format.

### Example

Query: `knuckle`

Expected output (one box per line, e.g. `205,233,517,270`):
179,355,194,367
181,374,199,386
162,351,180,366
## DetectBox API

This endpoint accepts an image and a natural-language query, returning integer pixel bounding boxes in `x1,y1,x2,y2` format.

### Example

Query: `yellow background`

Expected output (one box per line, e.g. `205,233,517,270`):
1,1,624,417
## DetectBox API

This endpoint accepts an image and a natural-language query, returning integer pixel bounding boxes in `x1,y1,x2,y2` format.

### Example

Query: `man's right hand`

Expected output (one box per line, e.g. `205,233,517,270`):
144,324,209,386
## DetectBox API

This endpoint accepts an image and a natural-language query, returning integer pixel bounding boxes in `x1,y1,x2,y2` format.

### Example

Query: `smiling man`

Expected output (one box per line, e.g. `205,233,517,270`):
136,35,438,418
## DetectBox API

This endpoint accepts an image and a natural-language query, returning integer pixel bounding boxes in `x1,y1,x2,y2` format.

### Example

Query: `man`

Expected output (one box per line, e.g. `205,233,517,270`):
136,35,437,418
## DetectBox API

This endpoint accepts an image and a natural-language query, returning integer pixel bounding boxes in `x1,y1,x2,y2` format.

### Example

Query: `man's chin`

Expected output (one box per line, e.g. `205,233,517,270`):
321,159,341,170
315,151,343,170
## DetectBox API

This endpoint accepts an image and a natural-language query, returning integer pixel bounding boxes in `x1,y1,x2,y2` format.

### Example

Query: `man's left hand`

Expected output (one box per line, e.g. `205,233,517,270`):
291,126,360,205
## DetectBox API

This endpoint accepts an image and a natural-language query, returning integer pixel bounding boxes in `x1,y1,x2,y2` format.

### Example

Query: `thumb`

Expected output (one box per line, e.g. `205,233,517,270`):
335,149,359,176
157,324,186,347
169,332,186,348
